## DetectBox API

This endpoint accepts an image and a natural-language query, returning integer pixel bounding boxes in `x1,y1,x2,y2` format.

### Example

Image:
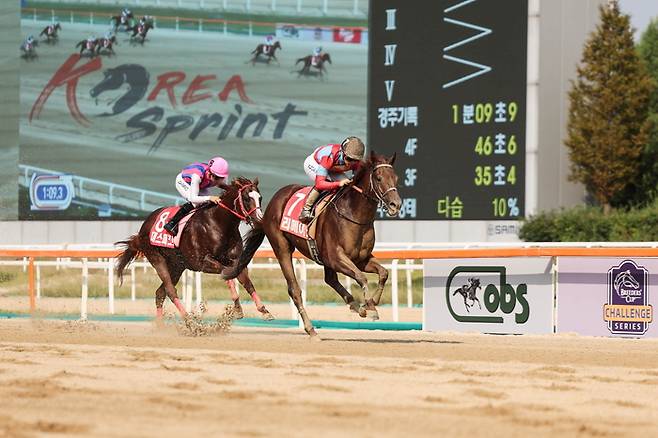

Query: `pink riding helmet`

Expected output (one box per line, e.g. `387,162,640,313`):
208,156,229,178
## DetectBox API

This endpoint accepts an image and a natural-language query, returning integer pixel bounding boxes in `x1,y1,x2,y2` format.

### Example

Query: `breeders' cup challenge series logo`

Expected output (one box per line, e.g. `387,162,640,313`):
604,260,653,335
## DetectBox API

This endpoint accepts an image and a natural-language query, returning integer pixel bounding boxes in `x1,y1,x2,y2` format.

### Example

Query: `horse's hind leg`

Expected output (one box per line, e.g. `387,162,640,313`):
236,268,274,320
271,234,317,337
361,256,389,320
148,253,187,318
324,266,365,317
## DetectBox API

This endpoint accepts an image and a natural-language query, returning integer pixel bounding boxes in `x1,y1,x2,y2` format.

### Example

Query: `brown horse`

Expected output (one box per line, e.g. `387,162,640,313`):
295,53,331,79
115,177,274,322
248,41,282,66
75,38,99,57
224,152,401,338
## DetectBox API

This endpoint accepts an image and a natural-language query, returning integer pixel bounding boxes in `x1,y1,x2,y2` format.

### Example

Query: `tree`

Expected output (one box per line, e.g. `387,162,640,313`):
565,0,653,213
632,18,658,206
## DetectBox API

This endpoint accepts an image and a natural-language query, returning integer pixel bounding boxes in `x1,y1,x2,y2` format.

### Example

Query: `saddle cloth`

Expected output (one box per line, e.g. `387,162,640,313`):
279,187,334,239
149,206,197,248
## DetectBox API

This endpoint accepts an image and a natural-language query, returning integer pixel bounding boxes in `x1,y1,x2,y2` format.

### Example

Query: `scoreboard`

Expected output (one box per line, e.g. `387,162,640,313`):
368,0,528,220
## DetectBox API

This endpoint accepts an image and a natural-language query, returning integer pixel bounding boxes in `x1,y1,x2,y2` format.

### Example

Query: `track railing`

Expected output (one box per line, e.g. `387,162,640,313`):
3,244,658,322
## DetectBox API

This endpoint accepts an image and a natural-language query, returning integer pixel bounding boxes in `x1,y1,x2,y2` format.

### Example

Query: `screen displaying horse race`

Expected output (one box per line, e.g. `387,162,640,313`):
16,3,368,220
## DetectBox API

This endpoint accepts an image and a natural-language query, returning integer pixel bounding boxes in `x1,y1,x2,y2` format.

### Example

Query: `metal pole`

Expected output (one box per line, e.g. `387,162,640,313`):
223,20,227,35
198,19,202,32
176,17,179,31
246,0,251,12
296,0,301,13
391,259,399,322
322,0,327,15
70,11,73,24
81,258,89,321
90,12,93,25
248,21,253,37
108,259,115,314
353,0,358,15
271,0,276,12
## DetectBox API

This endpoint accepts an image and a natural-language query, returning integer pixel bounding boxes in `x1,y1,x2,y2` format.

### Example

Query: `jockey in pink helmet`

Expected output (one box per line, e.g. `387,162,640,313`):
163,156,229,234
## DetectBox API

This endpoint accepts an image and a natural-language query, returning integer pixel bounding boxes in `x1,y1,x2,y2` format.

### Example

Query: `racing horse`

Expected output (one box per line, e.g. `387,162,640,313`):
75,38,99,57
248,41,282,66
224,152,401,338
20,40,38,61
39,22,61,43
452,278,482,312
294,53,331,80
110,13,133,31
115,177,274,323
129,21,153,45
95,35,118,56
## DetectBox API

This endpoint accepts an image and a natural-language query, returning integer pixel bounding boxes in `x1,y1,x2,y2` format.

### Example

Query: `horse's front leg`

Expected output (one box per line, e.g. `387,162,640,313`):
328,250,374,318
235,268,274,320
323,266,365,317
361,256,389,321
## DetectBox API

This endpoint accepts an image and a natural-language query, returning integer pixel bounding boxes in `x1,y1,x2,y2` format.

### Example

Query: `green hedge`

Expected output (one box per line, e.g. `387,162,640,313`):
519,201,658,241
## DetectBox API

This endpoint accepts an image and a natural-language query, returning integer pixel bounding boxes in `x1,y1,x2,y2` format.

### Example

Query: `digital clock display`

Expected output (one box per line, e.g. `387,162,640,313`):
29,174,75,210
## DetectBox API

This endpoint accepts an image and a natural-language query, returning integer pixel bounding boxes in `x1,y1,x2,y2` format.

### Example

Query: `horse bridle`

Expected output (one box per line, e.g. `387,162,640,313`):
217,183,259,225
331,163,398,225
354,163,398,214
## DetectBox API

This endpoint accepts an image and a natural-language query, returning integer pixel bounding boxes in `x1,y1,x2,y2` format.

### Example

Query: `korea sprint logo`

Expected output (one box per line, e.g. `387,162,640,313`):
604,260,653,335
445,266,529,324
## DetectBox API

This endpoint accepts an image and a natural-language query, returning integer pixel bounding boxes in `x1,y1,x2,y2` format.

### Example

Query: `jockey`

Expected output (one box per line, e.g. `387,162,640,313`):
263,34,274,53
299,136,365,224
163,157,230,234
311,46,322,66
121,8,131,18
26,35,34,46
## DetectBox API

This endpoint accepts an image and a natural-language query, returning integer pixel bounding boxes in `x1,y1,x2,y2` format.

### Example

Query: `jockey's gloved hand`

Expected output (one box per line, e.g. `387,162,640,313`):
339,179,352,187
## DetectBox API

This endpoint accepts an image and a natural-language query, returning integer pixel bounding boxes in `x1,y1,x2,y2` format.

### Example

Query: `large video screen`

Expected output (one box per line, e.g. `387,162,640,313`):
369,0,527,220
18,6,367,219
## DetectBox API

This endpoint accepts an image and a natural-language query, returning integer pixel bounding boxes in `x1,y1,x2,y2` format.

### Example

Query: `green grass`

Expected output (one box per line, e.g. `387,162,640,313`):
0,258,423,305
24,2,368,28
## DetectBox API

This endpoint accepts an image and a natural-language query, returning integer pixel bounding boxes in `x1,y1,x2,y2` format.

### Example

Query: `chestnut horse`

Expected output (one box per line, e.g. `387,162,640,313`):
115,177,274,322
248,41,282,65
224,152,401,338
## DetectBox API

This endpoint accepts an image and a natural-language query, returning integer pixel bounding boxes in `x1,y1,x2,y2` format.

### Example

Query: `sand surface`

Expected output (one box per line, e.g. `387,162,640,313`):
2,318,658,437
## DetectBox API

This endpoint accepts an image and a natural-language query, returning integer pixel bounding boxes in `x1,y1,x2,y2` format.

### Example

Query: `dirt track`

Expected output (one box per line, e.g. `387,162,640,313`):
2,319,658,437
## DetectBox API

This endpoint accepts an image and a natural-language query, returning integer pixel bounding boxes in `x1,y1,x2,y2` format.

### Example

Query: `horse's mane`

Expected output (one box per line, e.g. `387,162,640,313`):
352,151,387,184
219,177,254,196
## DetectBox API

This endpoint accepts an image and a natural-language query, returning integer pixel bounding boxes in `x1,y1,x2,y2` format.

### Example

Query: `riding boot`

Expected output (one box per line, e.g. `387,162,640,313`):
299,188,321,224
164,202,194,235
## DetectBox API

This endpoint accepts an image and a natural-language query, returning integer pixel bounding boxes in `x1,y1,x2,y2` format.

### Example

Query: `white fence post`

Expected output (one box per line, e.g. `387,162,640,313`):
246,0,251,12
406,259,413,307
223,0,228,10
271,0,276,12
195,272,202,308
322,0,328,15
130,264,136,301
176,17,179,31
33,8,37,22
90,12,93,25
296,0,302,13
198,19,203,32
108,259,115,314
70,11,73,24
248,21,253,37
81,258,89,321
391,259,399,322
353,0,358,15
51,9,55,23
223,20,227,35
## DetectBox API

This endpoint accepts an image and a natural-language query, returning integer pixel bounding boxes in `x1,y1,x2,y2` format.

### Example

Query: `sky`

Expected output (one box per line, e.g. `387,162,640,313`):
619,0,658,40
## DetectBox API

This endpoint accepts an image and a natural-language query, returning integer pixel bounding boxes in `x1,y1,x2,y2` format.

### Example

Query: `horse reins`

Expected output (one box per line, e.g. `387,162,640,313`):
217,183,258,224
332,163,398,225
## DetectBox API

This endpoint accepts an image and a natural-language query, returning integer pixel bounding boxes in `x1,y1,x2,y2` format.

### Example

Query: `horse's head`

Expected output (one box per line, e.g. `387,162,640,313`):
274,41,282,50
55,23,61,31
90,67,124,98
354,150,402,217
323,53,331,63
219,177,264,225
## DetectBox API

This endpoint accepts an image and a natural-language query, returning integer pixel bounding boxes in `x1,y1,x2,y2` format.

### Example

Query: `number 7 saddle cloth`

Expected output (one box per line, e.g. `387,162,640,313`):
279,186,335,240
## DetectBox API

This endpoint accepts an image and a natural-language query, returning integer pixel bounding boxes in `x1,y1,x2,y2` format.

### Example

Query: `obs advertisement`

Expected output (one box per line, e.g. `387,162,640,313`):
423,258,553,334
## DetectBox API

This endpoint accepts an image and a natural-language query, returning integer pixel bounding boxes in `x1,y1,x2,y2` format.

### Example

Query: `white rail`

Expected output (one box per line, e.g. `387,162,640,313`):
19,164,183,213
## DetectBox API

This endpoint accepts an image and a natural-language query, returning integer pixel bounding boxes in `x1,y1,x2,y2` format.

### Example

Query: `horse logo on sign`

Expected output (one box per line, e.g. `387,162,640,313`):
604,260,653,335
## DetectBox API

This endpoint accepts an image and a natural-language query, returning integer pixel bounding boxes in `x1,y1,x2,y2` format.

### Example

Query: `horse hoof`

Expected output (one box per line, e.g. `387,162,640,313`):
260,311,275,321
348,302,361,314
366,309,379,321
357,305,368,318
308,331,322,342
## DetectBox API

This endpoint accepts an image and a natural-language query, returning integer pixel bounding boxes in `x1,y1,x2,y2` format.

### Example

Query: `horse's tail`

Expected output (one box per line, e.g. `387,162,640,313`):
222,227,265,280
115,234,141,286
